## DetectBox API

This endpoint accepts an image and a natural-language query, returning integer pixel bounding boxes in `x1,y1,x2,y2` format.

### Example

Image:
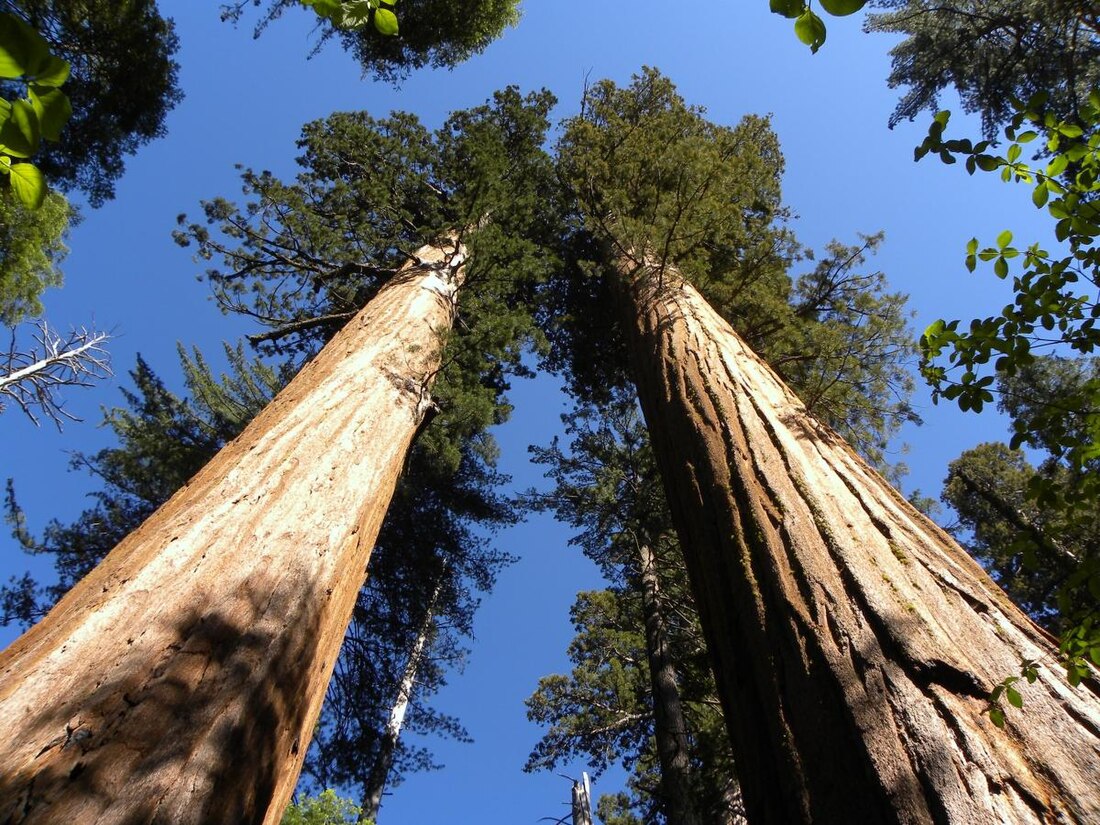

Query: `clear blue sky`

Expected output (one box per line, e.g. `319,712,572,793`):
0,2,1055,822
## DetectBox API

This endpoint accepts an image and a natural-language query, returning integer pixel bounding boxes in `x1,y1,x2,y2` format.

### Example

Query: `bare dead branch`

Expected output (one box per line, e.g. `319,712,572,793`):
0,321,112,430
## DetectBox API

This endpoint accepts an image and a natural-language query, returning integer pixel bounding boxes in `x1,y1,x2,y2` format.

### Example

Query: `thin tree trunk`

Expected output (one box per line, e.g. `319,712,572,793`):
571,774,593,825
611,253,1100,825
0,236,467,825
635,539,702,825
360,572,444,822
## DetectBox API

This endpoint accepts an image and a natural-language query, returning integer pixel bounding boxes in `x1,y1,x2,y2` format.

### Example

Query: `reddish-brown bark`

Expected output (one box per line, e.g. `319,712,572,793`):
612,254,1100,825
0,238,466,825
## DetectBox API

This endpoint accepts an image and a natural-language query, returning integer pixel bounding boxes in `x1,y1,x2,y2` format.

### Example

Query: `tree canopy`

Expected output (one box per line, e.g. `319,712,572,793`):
223,0,521,83
548,69,916,475
866,0,1100,137
0,189,68,324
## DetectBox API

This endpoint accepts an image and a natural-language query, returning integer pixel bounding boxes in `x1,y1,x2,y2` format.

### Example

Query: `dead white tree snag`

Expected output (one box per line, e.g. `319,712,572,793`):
0,236,466,825
612,254,1100,825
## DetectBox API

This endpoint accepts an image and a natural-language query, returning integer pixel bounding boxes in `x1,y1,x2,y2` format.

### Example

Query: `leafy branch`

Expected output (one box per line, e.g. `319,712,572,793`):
916,91,1100,693
0,13,71,209
300,0,399,36
769,0,868,54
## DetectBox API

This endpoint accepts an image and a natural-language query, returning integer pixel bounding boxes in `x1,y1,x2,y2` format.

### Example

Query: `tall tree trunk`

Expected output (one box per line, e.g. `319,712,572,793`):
635,539,702,825
0,236,466,825
611,253,1100,825
359,571,443,822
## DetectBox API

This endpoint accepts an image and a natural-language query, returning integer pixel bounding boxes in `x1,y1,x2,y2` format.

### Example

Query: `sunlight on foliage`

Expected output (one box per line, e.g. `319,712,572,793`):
917,91,1100,707
301,0,398,36
282,789,367,825
0,12,70,208
769,0,868,53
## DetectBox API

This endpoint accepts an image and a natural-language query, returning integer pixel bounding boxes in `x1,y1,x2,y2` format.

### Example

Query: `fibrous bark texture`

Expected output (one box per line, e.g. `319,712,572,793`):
612,255,1100,825
0,237,466,825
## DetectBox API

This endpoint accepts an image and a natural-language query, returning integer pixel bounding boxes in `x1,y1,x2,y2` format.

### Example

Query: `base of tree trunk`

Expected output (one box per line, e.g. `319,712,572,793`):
0,238,466,825
613,253,1100,825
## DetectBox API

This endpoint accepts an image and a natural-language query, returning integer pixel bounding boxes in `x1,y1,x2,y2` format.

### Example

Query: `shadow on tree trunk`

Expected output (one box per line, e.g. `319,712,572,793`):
1,572,330,824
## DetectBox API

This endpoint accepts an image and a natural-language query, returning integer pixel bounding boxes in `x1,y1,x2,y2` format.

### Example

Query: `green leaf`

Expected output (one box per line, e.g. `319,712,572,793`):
988,706,1005,728
923,319,946,341
1047,153,1069,178
794,10,827,53
0,98,40,157
1005,686,1023,709
340,0,374,28
975,155,999,172
8,160,45,209
373,6,399,35
996,230,1013,249
1032,182,1049,208
27,54,68,87
0,13,49,79
28,86,71,141
818,0,865,15
770,0,805,19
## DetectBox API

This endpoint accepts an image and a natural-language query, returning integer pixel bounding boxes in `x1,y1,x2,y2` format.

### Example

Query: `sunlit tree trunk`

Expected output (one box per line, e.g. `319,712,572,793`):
636,540,701,825
0,236,466,825
611,253,1100,825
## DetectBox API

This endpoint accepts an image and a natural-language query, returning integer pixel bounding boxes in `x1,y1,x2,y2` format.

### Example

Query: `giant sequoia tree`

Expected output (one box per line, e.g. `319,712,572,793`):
1,339,514,814
560,70,1100,825
529,92,918,819
0,88,557,824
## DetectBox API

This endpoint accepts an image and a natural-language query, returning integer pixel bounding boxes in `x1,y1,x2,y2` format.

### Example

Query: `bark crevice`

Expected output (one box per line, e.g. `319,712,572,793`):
610,253,1100,825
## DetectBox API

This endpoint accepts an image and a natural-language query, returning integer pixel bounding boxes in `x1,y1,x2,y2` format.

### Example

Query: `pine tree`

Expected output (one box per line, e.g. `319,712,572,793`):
939,356,1100,633
865,0,1100,137
525,393,742,825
